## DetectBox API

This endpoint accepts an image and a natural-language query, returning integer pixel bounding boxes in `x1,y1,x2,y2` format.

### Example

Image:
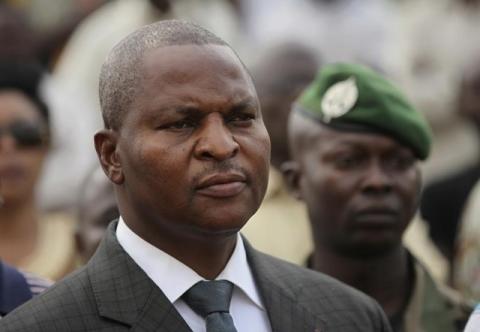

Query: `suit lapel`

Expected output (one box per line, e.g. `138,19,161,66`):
244,239,326,332
88,223,325,331
87,221,192,332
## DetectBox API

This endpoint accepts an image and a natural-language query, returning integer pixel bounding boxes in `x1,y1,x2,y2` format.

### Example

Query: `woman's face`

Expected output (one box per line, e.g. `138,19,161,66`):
0,90,49,205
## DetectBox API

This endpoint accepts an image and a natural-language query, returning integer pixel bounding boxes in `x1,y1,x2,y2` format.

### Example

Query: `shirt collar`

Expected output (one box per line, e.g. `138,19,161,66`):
217,231,265,310
116,217,264,309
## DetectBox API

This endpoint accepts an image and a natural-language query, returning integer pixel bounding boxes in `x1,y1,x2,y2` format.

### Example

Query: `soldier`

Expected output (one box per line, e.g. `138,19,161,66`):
284,63,472,331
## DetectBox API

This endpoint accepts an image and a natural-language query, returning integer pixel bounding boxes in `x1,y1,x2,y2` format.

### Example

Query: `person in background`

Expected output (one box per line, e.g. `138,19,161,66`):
0,4,99,213
452,59,480,299
0,261,51,318
386,0,480,212
0,179,51,318
284,63,472,331
53,0,241,137
237,0,393,68
2,0,108,68
0,20,391,332
241,42,318,264
455,177,480,302
0,62,76,281
75,166,118,263
421,56,480,267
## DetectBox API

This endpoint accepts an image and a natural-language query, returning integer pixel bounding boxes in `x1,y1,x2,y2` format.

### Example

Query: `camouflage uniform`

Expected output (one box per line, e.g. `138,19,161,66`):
400,255,473,332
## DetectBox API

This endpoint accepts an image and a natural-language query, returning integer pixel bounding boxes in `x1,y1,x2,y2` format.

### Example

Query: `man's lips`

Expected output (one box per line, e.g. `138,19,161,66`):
0,165,25,180
353,207,399,227
195,172,247,198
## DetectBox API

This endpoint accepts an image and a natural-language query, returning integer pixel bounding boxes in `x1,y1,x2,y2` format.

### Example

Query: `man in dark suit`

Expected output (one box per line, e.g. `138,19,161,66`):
0,20,391,331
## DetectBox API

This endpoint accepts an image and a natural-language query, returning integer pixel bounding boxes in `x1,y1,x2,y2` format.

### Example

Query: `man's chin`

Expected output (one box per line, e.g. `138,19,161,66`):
190,216,248,237
337,240,400,259
187,225,242,242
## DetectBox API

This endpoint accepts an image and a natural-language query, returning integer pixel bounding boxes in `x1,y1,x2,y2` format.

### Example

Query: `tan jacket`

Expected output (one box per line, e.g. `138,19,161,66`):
241,168,313,265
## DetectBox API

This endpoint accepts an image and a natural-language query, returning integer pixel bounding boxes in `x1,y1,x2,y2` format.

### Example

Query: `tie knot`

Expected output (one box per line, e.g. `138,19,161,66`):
182,280,234,318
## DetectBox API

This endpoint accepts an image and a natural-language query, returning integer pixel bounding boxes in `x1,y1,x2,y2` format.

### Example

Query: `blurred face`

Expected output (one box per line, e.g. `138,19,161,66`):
254,51,317,169
0,90,48,205
288,118,421,257
97,44,270,241
458,72,480,129
261,90,301,170
77,172,118,262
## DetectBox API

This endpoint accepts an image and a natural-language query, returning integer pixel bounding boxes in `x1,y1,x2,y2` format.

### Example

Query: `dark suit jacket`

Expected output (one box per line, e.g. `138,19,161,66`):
0,221,391,331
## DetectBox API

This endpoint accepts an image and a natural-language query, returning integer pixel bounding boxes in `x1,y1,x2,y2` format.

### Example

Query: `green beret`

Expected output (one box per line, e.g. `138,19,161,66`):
295,63,433,160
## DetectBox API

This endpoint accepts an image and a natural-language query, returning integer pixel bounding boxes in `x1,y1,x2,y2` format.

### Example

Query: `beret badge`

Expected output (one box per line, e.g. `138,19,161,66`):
296,63,433,160
321,77,358,123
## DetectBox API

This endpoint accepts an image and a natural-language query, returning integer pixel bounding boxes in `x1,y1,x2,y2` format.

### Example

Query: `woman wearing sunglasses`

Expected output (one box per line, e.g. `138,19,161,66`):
0,62,76,281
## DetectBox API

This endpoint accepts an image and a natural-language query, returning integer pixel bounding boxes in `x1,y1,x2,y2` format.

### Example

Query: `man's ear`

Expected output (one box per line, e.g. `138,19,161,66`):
281,160,303,200
94,129,124,185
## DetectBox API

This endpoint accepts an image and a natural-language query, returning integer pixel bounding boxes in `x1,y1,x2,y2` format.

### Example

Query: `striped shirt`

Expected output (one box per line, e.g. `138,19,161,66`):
0,263,52,318
21,271,52,296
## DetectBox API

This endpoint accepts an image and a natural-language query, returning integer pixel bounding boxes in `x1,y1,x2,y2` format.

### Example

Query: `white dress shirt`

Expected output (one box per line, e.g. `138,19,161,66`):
465,304,480,332
116,217,271,332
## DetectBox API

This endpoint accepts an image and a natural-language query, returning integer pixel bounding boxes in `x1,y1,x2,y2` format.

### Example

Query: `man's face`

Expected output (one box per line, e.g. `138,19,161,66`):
101,44,270,240
289,119,421,257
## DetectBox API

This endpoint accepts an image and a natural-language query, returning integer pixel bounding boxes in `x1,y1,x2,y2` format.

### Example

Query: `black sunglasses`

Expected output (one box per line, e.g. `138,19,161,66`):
0,121,47,148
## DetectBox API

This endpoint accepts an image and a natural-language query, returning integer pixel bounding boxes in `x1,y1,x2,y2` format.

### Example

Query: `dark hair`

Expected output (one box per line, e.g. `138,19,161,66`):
0,61,50,126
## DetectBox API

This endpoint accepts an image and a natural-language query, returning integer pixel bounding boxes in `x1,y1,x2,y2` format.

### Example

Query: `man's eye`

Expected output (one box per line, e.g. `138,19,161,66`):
228,114,255,124
334,155,362,169
387,155,415,170
162,120,195,130
171,122,191,129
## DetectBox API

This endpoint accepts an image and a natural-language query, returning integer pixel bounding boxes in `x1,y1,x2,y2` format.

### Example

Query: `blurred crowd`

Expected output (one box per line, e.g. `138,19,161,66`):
2,0,480,330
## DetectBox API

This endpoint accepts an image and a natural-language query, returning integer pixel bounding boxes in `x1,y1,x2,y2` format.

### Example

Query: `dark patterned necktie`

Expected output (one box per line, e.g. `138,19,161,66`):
182,280,238,332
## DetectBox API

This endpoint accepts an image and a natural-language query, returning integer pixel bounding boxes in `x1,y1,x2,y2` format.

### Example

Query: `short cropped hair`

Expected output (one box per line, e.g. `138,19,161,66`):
99,19,229,129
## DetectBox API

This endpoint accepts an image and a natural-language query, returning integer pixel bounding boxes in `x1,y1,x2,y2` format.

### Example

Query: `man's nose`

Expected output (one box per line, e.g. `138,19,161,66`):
361,161,393,195
194,114,239,161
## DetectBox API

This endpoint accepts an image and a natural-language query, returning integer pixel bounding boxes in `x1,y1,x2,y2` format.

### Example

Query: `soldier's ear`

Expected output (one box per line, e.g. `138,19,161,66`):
281,160,303,200
94,129,124,185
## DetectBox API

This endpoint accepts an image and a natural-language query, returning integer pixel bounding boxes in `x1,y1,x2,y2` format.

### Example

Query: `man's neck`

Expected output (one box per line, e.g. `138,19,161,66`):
123,218,238,280
159,233,238,280
312,245,411,320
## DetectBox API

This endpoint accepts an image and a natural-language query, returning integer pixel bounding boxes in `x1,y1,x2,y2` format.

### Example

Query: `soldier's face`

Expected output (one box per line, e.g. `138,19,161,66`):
289,121,421,257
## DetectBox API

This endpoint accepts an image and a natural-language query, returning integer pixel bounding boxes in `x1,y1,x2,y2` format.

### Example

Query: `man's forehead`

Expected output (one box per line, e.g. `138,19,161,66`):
320,129,404,147
137,44,253,98
133,44,256,109
141,44,245,77
293,114,413,154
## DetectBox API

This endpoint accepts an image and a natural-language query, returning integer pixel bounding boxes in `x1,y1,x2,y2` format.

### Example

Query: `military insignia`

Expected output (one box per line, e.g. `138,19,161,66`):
321,77,358,123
